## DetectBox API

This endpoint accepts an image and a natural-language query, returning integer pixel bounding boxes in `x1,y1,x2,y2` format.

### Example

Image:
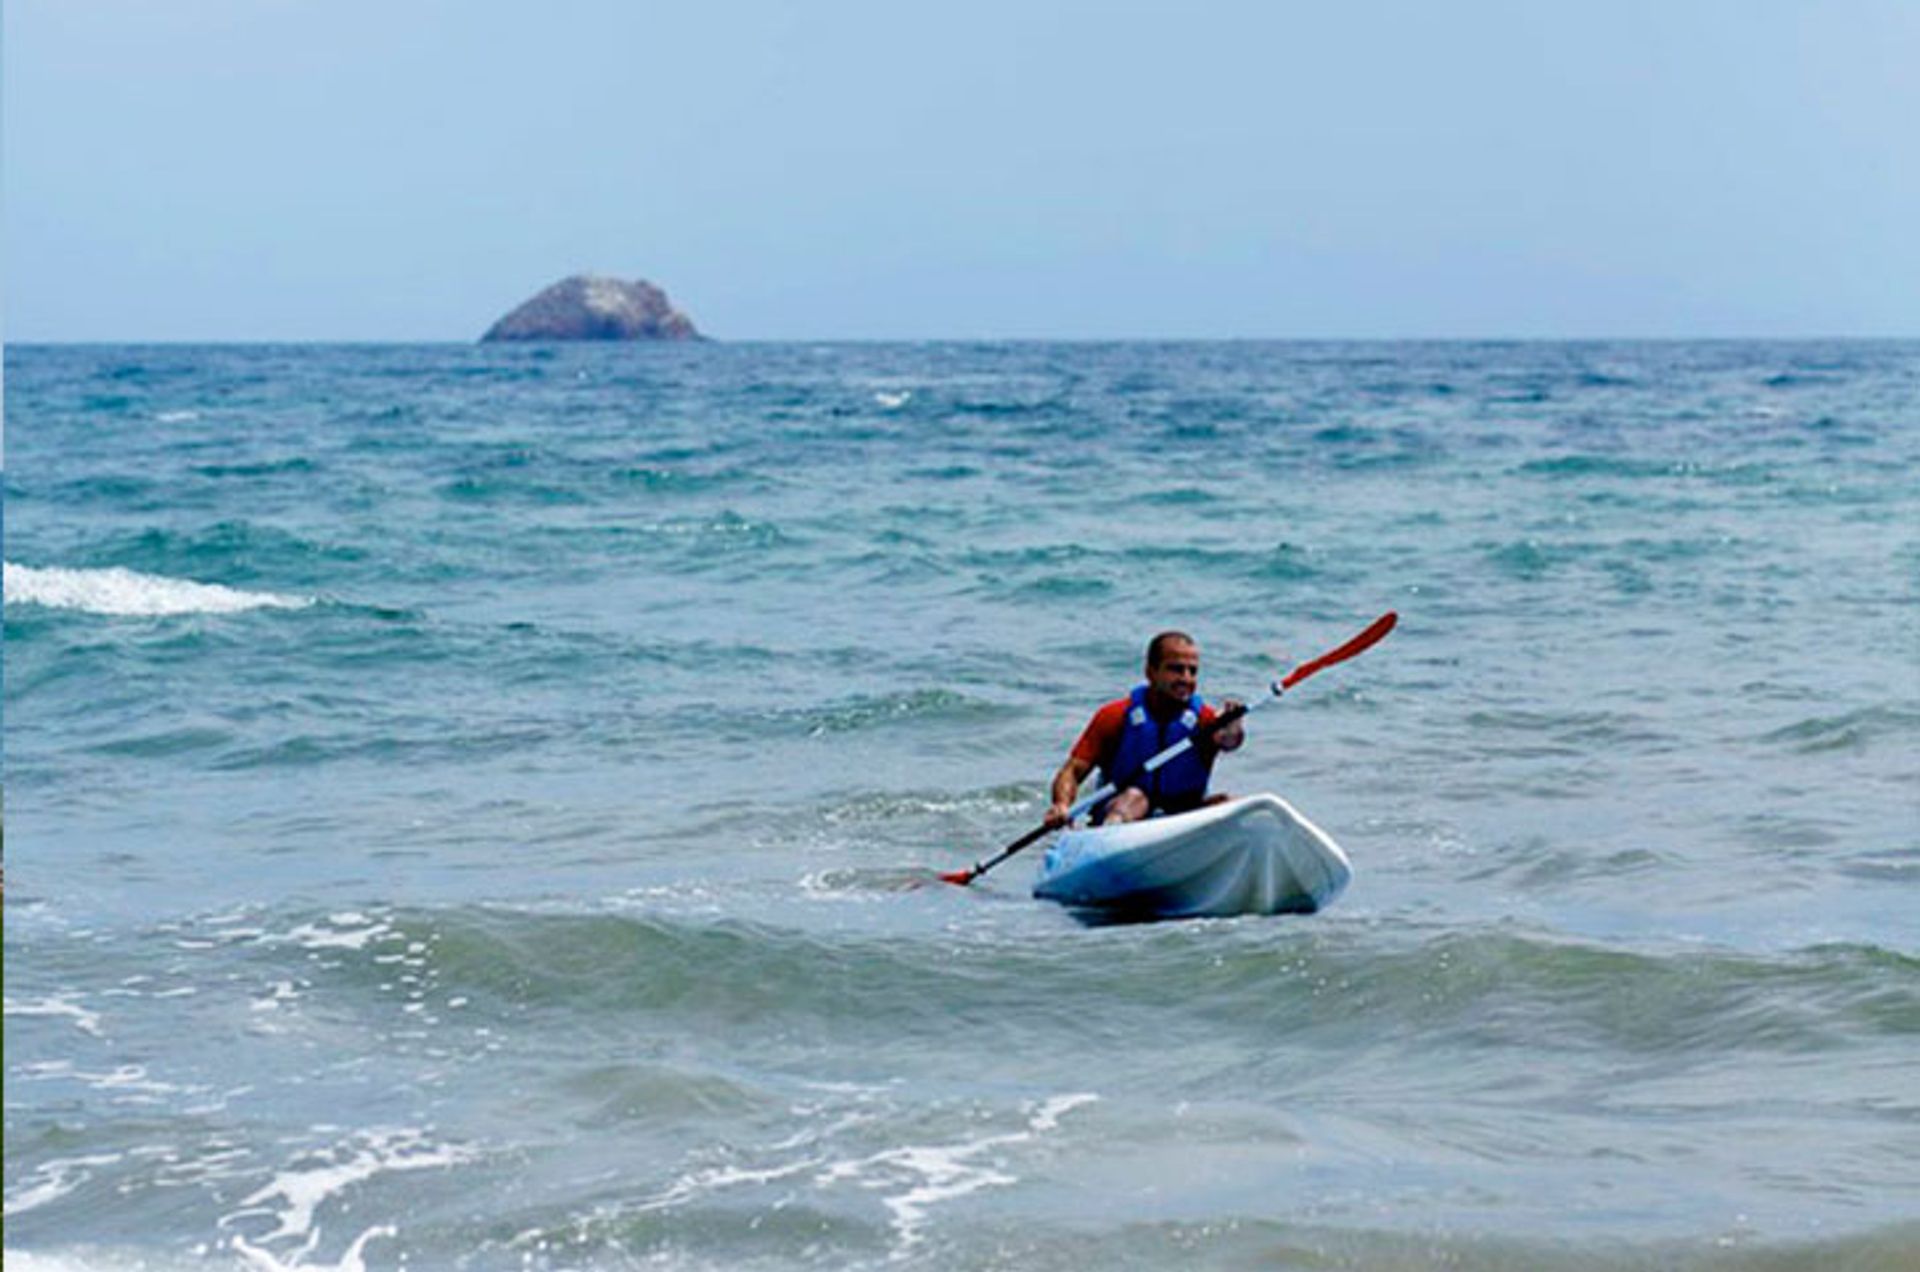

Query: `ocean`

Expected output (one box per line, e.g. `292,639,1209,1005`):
4,340,1916,1270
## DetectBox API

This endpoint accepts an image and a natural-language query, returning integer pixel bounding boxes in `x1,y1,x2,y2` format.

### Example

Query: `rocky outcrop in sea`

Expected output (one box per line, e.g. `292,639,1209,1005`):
481,275,703,342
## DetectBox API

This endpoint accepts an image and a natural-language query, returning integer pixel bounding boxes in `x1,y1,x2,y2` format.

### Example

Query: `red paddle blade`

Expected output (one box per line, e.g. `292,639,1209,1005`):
938,869,976,886
1280,611,1397,690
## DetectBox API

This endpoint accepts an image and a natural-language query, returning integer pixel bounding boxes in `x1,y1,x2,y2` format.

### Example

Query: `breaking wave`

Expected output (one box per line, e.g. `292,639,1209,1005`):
3,563,314,617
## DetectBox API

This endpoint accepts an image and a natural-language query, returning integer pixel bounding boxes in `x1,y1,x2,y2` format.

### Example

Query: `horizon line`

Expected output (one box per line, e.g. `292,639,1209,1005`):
7,332,1918,349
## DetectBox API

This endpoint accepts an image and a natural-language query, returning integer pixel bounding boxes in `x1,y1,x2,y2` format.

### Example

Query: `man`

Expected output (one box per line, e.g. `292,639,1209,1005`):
1045,631,1245,828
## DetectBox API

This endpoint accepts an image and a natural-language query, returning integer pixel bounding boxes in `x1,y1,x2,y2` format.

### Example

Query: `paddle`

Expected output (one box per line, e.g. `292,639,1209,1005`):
938,611,1398,887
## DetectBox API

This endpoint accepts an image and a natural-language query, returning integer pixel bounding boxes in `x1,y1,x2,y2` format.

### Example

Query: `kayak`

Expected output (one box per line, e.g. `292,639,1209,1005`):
1033,793,1352,920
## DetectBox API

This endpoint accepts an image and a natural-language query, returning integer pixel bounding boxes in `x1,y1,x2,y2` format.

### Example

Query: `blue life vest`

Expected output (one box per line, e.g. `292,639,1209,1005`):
1093,685,1213,822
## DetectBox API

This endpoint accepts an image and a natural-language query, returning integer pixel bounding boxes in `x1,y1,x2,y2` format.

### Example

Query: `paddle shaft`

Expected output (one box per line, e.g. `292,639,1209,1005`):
939,608,1398,886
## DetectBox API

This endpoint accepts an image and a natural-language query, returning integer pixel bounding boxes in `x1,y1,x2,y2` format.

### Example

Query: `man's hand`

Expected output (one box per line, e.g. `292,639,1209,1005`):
1212,698,1247,751
1043,801,1073,830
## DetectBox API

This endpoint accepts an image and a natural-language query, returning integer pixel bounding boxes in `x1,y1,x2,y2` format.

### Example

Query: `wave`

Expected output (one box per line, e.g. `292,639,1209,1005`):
221,905,1918,1061
1004,574,1114,600
1135,486,1224,507
961,541,1323,591
92,521,369,579
191,457,317,479
14,898,1916,1266
437,475,590,505
769,688,1008,738
7,1216,1916,1272
1519,454,1776,485
3,563,314,617
1759,705,1920,754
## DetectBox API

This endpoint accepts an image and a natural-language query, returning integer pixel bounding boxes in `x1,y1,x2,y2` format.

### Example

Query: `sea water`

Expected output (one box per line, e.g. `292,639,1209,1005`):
4,341,1916,1270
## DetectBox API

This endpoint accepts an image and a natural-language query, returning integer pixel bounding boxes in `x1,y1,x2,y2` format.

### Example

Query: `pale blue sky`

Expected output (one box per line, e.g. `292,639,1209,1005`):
5,1,1916,340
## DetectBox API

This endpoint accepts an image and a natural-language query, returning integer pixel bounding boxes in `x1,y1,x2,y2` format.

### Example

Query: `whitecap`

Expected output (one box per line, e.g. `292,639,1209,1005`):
814,1092,1098,1249
279,915,393,952
1028,1091,1099,1132
219,1128,471,1269
4,995,105,1038
3,1153,123,1218
3,563,313,617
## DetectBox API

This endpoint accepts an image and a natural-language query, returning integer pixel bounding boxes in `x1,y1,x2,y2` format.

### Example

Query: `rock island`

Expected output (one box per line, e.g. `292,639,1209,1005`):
481,275,703,342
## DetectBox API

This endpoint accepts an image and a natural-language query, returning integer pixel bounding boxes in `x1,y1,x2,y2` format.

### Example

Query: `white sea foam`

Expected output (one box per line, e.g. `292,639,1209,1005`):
280,914,393,952
3,563,313,617
251,981,302,1012
4,994,105,1038
5,1247,258,1272
231,1224,395,1272
1028,1091,1099,1132
15,1060,193,1101
219,1128,470,1270
835,1142,1018,1250
625,1087,1095,1256
632,1157,821,1218
2,1251,125,1271
813,1092,1099,1251
3,1153,124,1218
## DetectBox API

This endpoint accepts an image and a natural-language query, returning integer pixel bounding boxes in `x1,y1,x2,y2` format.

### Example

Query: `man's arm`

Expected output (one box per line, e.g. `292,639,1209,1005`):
1047,700,1127,828
1046,754,1096,828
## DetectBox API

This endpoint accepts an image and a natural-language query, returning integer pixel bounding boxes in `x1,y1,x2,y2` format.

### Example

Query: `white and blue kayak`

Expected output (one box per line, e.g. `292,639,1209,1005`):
1033,793,1352,920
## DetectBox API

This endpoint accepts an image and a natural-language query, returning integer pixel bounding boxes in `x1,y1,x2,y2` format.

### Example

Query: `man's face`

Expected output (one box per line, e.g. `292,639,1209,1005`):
1147,640,1200,706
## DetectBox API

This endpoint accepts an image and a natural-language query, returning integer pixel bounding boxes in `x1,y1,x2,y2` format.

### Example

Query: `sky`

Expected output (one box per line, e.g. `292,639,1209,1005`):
4,1,1917,341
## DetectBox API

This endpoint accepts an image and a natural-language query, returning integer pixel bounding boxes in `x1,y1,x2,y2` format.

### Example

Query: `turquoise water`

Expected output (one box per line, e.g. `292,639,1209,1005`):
5,341,1917,1269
